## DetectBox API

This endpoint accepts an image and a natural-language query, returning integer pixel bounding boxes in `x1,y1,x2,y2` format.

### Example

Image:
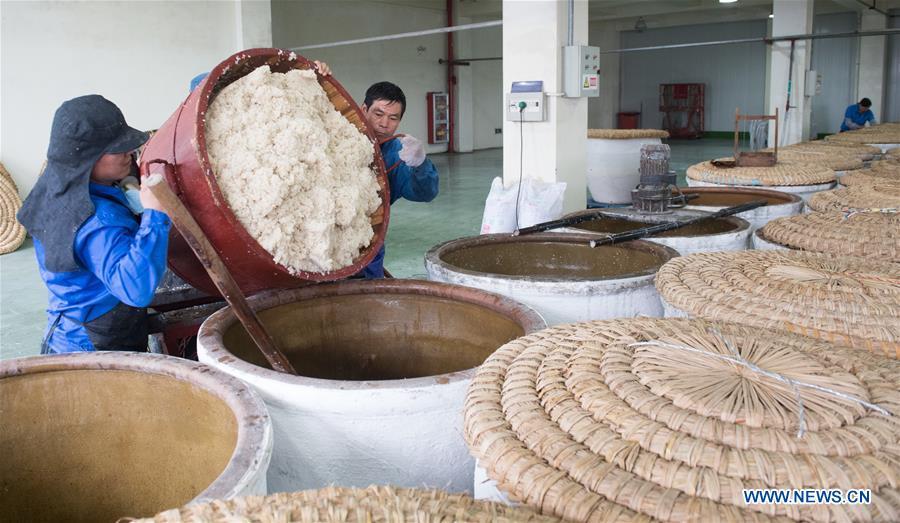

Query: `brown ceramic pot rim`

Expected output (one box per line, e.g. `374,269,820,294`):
425,233,680,283
197,279,547,390
0,351,271,502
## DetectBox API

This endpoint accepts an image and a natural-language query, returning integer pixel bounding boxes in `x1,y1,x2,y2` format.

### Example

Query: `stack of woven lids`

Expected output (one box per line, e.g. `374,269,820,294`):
655,250,900,357
136,486,559,522
464,317,900,522
0,163,26,255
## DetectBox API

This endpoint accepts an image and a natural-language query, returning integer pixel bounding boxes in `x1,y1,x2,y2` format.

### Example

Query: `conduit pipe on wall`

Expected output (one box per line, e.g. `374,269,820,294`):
447,0,455,153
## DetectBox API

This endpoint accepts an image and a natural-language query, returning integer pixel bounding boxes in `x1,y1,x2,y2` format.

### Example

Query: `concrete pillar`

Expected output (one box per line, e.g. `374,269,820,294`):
502,0,588,213
236,0,272,50
588,21,620,129
768,0,813,146
857,11,887,122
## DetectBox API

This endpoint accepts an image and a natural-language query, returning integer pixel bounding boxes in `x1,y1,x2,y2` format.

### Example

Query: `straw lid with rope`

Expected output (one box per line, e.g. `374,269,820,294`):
886,147,900,160
587,129,669,140
655,250,900,357
758,210,899,262
807,183,900,212
464,317,900,522
130,486,560,523
686,159,835,187
0,162,27,255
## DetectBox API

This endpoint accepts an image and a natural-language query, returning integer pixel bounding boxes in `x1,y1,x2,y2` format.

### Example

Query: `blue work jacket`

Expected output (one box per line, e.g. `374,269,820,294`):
35,183,171,353
840,104,875,132
362,138,439,278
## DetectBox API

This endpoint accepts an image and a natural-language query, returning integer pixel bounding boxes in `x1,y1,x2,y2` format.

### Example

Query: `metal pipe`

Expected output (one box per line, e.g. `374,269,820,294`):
597,28,900,54
568,0,574,47
291,20,501,51
447,0,455,153
439,56,502,64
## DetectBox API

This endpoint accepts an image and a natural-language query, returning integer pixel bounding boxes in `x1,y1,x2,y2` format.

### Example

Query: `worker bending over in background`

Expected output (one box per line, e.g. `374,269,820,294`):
18,96,171,353
358,80,439,278
840,97,876,132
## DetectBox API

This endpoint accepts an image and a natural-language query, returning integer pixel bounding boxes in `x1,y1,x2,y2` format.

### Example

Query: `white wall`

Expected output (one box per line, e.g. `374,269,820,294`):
470,26,502,150
810,12,859,136
587,21,620,129
620,20,769,132
1,0,268,196
272,0,448,154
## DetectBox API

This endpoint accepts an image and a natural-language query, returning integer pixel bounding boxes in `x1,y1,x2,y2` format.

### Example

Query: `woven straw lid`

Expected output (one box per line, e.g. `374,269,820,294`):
785,141,881,160
840,168,900,188
871,160,900,173
686,159,835,186
0,162,26,255
587,129,669,139
771,149,863,171
133,486,560,522
807,184,900,212
826,128,900,145
655,250,900,357
758,211,900,262
887,148,900,159
464,317,900,522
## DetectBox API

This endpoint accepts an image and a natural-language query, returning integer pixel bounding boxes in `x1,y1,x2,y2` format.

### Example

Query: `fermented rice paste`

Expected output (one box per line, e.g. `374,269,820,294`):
206,65,380,273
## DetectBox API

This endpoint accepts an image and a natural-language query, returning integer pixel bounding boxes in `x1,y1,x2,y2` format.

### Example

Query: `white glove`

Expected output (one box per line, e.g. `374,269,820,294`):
119,176,144,214
124,188,144,214
398,135,426,168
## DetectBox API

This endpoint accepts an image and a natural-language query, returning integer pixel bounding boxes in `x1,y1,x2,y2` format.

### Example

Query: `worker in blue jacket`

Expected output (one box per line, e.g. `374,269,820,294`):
840,97,876,132
358,81,439,278
17,95,171,354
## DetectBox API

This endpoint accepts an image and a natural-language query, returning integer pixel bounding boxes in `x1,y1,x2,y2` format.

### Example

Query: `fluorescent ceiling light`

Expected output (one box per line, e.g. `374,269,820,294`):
768,13,774,18
719,0,738,3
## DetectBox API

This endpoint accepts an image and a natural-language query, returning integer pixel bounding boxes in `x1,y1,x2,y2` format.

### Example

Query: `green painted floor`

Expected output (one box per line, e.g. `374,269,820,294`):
0,138,735,360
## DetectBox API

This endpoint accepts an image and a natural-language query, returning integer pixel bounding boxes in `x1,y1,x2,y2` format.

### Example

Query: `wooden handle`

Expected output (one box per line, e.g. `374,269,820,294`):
144,170,297,375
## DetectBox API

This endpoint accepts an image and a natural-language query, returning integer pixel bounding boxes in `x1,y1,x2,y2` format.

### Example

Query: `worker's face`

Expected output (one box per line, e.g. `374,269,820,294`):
90,152,134,185
859,104,870,113
362,99,403,140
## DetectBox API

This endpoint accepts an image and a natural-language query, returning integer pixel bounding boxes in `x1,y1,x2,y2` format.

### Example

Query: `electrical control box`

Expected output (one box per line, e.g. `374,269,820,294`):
804,70,823,97
563,45,600,98
506,80,546,122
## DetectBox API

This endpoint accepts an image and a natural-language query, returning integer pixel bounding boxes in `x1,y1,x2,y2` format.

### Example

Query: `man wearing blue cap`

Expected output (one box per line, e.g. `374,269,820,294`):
18,95,172,353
